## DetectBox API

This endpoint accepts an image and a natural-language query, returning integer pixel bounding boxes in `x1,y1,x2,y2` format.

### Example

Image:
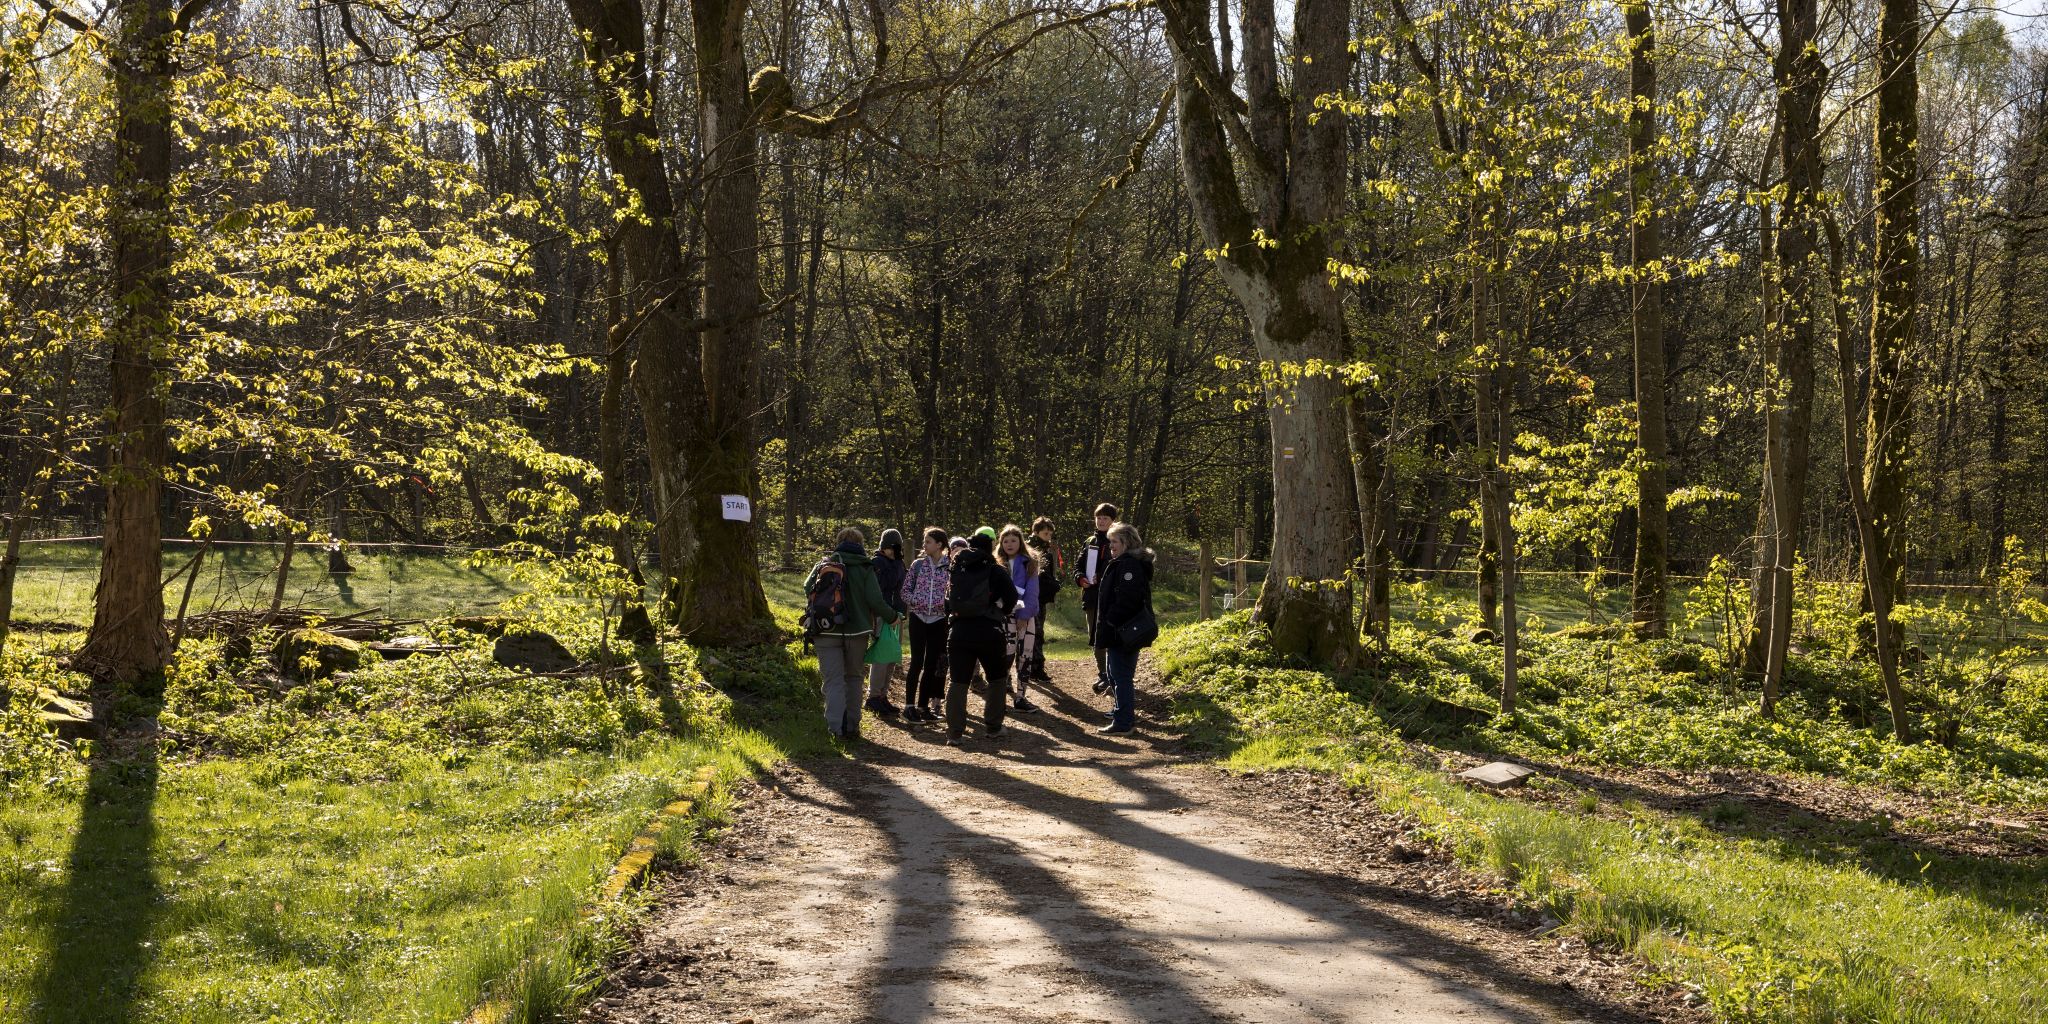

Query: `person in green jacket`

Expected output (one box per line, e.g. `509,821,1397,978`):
804,527,901,739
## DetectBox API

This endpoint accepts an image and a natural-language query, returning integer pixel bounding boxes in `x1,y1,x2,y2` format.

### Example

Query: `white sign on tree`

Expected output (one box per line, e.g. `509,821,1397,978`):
721,495,752,522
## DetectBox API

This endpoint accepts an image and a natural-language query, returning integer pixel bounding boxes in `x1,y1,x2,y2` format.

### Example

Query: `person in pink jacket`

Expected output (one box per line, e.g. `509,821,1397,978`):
900,527,952,722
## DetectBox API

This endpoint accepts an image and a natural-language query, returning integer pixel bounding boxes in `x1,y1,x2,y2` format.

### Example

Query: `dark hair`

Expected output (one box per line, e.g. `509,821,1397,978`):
1093,503,1120,519
1031,516,1054,533
922,526,948,546
836,526,865,546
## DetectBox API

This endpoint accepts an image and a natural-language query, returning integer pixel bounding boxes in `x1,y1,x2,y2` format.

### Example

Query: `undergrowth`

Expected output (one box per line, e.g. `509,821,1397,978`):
1159,614,2048,1024
0,609,828,1024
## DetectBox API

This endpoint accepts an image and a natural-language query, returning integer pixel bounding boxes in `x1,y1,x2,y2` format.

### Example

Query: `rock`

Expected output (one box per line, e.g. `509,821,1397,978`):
273,628,367,679
1468,628,1500,645
372,635,459,660
447,615,517,637
33,688,94,740
493,631,578,673
1457,761,1538,789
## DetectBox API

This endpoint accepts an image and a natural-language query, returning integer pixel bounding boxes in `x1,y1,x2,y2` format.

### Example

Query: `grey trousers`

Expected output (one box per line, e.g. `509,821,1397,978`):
867,661,899,702
815,632,872,737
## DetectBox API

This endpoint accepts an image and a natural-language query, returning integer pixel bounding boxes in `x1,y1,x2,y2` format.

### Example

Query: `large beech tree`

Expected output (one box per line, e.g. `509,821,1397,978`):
563,0,775,643
1157,0,1360,667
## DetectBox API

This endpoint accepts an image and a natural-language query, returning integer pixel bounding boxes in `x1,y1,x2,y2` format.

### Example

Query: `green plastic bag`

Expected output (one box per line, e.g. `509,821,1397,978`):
864,622,903,665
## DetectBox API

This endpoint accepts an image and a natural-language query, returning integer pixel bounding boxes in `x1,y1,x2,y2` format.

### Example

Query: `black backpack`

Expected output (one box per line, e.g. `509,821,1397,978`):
1035,545,1062,602
802,559,849,635
946,562,998,620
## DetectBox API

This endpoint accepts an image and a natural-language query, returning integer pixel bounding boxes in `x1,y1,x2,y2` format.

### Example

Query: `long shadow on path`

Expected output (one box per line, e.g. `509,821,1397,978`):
792,727,1663,1024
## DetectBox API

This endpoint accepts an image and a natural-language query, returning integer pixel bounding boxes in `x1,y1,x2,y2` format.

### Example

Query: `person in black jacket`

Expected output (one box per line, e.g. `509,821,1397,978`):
865,529,909,717
1095,521,1155,735
1074,503,1118,693
944,528,1020,745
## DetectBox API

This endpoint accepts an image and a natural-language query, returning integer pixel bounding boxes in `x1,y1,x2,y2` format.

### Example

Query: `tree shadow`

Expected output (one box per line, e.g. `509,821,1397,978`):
1515,758,2048,921
789,744,1660,1024
32,717,162,1024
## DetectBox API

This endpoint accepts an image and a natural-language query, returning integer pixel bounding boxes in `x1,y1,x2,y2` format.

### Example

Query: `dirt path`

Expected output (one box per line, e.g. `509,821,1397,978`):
584,660,1672,1024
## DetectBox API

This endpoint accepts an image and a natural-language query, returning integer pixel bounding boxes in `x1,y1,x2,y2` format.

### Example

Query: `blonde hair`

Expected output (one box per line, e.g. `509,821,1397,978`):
1107,521,1144,554
998,523,1040,575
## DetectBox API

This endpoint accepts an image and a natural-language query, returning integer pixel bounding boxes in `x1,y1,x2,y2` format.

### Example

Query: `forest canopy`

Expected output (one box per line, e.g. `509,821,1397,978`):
1,0,2044,708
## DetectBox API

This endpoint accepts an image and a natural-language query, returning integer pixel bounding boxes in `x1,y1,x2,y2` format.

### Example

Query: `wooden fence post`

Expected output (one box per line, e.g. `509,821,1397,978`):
1234,527,1249,608
1198,538,1213,619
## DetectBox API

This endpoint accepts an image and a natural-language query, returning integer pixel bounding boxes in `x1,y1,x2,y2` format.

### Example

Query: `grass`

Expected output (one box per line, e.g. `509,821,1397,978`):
7,541,522,627
0,603,834,1024
1158,614,2048,1024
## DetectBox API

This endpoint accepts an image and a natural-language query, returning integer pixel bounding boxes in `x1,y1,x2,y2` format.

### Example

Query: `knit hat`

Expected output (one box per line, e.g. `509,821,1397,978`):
948,537,969,552
973,526,997,542
878,528,904,554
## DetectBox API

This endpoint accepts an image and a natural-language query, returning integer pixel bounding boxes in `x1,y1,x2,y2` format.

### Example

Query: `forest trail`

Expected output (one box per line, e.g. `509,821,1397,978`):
582,659,1659,1024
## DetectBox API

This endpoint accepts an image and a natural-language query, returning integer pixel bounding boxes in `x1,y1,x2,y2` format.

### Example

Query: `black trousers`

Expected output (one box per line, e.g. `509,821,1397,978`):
946,622,1011,737
907,615,950,707
1084,604,1108,680
1029,600,1051,678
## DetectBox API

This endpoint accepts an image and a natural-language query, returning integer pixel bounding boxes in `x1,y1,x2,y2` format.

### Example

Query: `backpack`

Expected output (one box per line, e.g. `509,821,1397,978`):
1033,542,1062,602
802,559,849,635
946,561,998,620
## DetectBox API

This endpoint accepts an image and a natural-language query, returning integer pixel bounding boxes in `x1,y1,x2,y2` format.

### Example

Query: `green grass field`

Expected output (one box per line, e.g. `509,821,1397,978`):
0,607,836,1024
1157,615,2048,1024
8,542,523,626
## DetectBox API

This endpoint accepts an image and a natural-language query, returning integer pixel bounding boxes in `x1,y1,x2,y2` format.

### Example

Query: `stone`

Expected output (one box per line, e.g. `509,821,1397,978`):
1458,761,1539,789
447,615,517,637
372,635,458,660
493,631,578,673
273,628,367,679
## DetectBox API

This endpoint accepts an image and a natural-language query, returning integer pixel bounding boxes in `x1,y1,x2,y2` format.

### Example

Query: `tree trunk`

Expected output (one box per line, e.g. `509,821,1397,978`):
1164,0,1359,667
0,477,48,658
564,0,772,645
1346,384,1392,641
77,0,178,686
1825,219,1912,741
1755,0,1824,714
1625,0,1670,637
601,234,655,643
672,0,773,642
1861,0,1919,654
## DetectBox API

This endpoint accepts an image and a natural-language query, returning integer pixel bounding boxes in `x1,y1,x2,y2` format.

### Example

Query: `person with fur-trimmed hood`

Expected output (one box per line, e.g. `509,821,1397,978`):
1095,521,1156,735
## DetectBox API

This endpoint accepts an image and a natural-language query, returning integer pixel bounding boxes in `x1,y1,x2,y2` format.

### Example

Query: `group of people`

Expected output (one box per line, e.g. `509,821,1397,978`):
801,503,1157,747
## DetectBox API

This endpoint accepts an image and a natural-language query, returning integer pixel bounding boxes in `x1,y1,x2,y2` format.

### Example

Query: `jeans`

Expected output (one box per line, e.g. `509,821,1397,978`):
907,615,950,708
947,621,1011,737
814,631,871,737
1105,643,1138,730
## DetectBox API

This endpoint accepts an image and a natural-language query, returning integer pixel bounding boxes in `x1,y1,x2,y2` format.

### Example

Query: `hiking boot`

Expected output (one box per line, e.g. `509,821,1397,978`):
943,734,962,746
1011,698,1039,713
865,697,898,717
985,725,1008,739
1097,723,1133,735
902,706,928,722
